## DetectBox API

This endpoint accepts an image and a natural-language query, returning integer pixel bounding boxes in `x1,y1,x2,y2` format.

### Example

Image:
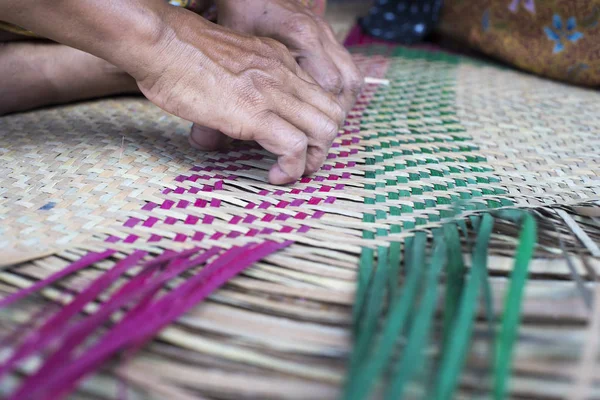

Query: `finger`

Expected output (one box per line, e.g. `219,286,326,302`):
297,43,344,96
188,124,232,151
327,43,364,112
251,112,308,185
260,38,344,124
281,15,359,112
271,94,339,174
290,72,345,126
317,22,364,112
304,145,328,176
281,20,345,97
279,73,344,175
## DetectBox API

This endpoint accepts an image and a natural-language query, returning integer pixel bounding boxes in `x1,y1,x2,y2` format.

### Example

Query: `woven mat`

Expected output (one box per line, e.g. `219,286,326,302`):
1,46,599,399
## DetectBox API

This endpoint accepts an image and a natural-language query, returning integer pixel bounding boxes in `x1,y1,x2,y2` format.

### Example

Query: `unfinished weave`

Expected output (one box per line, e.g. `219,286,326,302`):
0,45,599,399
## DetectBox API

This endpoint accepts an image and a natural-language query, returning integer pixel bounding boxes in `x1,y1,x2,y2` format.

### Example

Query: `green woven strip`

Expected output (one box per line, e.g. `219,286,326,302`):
494,213,536,399
441,223,465,351
349,246,390,375
343,232,427,400
433,214,494,400
353,246,374,335
345,47,533,400
384,238,447,399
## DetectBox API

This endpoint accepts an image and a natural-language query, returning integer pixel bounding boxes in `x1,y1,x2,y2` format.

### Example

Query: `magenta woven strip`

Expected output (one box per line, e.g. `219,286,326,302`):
0,51,396,399
2,250,189,378
0,250,147,379
53,248,213,350
123,234,139,244
10,241,290,399
8,247,221,399
0,250,116,309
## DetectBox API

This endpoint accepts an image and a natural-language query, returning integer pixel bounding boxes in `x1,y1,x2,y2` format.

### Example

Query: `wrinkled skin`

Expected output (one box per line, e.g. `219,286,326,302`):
190,0,364,170
0,0,363,185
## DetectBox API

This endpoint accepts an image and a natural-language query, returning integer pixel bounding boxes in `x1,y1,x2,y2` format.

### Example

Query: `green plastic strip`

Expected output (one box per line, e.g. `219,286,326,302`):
344,232,427,400
441,222,466,351
384,239,447,399
494,213,536,399
350,246,390,371
433,214,494,400
353,247,374,335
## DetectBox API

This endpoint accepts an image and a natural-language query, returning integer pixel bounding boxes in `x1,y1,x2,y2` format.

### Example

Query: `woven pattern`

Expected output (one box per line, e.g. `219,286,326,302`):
0,54,390,257
0,46,599,399
2,50,599,256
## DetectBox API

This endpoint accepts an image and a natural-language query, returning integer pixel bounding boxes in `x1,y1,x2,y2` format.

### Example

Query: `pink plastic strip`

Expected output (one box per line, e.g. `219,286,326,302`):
0,250,147,378
0,250,116,309
12,241,291,399
9,247,220,399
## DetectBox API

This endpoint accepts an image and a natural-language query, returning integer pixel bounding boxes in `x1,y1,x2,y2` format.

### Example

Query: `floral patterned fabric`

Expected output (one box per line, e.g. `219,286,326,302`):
438,0,600,86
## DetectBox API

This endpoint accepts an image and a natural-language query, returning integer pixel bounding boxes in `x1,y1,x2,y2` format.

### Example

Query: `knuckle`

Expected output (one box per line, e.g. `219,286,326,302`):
286,14,320,39
243,68,280,91
262,37,288,56
305,159,322,175
321,118,339,143
240,48,268,69
284,53,298,70
234,76,271,111
289,134,308,156
348,69,365,95
333,105,346,125
265,57,288,73
261,53,294,75
249,36,266,51
278,52,298,71
322,73,344,94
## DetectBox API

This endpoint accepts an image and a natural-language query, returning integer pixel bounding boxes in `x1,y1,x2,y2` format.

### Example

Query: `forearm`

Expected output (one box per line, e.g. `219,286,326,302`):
0,0,172,76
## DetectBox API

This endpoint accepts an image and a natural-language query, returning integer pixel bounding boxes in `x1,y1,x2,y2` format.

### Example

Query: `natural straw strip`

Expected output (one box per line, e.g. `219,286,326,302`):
0,45,598,400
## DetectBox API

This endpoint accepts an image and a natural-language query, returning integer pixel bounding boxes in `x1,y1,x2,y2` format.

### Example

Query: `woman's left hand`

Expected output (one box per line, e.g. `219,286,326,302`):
189,0,363,155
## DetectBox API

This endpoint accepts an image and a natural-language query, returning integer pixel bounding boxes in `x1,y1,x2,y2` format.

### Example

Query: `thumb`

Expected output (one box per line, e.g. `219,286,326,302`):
188,124,232,151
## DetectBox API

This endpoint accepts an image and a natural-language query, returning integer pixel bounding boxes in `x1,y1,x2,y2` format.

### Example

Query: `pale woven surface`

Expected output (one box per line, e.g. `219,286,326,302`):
456,63,600,205
0,48,599,398
3,54,598,255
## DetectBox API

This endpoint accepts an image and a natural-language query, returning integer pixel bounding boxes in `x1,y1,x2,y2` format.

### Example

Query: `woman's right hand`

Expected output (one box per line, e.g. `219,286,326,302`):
134,7,346,184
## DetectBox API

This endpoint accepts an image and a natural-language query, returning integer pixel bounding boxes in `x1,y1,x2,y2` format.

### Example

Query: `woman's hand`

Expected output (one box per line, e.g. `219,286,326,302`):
136,8,345,184
218,0,363,112
0,0,353,184
190,0,364,172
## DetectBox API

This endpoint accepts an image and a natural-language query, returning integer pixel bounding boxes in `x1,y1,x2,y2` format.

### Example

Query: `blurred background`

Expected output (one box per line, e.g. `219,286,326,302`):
326,0,372,41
